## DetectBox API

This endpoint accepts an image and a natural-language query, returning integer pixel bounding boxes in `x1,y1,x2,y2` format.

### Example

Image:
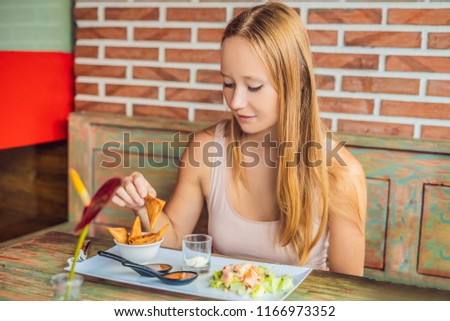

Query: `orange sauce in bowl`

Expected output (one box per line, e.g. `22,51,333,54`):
164,272,196,280
146,264,171,271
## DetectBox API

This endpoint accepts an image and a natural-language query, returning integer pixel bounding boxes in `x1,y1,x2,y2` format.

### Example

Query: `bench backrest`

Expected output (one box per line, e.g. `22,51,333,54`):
69,111,450,290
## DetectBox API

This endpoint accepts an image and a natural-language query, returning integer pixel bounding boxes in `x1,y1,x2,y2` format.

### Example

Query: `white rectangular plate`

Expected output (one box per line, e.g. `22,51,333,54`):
67,246,311,301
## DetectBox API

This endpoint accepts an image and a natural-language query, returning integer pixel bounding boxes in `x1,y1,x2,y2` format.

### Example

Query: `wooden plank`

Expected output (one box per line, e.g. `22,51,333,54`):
364,178,389,270
418,184,450,278
338,133,450,155
0,141,67,243
349,147,450,290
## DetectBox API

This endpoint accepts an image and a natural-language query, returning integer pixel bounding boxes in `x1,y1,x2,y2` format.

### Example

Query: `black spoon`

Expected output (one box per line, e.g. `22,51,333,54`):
122,261,198,286
98,251,172,274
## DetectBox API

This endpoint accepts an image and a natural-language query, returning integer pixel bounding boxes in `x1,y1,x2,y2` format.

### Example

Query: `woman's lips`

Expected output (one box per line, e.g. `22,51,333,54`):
237,115,256,123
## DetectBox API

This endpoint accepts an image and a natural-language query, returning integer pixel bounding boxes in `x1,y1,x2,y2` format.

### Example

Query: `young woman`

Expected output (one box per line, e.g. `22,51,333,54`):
112,2,367,276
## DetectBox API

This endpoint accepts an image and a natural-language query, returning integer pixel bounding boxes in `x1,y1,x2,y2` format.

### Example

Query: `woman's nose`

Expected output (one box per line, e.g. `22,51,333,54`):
229,89,247,110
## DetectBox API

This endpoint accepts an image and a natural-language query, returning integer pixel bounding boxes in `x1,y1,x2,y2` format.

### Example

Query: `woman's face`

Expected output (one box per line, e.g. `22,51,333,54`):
220,36,279,137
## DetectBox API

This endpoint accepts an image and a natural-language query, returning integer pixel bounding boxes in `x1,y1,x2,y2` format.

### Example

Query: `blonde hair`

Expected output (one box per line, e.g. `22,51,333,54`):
221,2,330,264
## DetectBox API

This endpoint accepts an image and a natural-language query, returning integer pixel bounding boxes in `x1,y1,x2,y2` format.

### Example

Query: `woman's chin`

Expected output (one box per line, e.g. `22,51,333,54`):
239,124,277,139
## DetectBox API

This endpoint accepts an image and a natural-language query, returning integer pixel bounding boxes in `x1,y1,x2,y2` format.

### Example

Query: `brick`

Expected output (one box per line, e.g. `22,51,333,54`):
76,82,98,95
342,76,420,95
105,84,158,99
75,64,126,78
381,100,450,120
74,101,126,114
308,30,338,46
195,109,231,122
198,28,224,43
75,45,98,58
197,70,222,84
105,47,158,61
166,49,220,63
428,33,450,49
315,75,335,90
421,126,450,141
133,67,190,82
308,9,382,24
76,27,127,40
134,28,191,42
233,7,300,18
313,52,378,70
338,119,414,138
388,9,450,25
134,105,188,120
167,8,226,22
427,80,450,98
319,97,374,114
105,8,159,20
345,31,421,48
386,56,450,73
166,88,223,104
73,8,97,20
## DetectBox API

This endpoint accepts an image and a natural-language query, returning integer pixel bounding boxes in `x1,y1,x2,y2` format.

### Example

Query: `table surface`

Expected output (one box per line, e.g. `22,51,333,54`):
1,231,449,301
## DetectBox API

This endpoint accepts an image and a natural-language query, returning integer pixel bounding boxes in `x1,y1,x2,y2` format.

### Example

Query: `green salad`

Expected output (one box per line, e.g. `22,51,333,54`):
209,263,294,299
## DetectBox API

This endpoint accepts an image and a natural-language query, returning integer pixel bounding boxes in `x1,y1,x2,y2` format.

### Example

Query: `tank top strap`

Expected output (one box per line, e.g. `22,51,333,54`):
207,121,227,208
215,121,226,141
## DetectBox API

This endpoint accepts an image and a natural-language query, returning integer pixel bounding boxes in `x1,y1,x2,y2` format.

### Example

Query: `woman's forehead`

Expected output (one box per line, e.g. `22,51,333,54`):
220,37,269,80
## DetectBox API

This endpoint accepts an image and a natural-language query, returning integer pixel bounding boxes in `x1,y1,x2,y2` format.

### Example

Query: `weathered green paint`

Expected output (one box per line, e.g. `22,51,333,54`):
338,133,450,155
364,178,389,270
418,185,450,278
348,147,450,290
1,232,449,301
69,111,450,291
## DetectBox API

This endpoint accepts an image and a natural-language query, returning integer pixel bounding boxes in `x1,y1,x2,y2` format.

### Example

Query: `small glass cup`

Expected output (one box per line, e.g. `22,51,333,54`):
50,273,84,301
182,234,212,274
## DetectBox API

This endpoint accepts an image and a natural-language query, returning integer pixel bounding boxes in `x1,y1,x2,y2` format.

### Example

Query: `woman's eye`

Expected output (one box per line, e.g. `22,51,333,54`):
248,84,263,92
223,83,235,89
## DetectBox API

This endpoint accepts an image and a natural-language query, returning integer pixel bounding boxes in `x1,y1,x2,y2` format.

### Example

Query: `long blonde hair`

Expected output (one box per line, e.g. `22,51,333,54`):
222,2,329,264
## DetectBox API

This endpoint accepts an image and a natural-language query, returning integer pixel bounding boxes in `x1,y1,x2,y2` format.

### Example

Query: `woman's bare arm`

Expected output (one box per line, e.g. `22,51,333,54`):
327,146,367,276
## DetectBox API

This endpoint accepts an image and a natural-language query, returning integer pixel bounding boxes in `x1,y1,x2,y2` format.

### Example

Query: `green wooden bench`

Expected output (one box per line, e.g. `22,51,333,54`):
69,111,450,290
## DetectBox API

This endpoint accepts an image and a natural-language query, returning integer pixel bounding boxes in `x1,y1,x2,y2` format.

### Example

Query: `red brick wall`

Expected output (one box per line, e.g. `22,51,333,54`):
73,1,450,141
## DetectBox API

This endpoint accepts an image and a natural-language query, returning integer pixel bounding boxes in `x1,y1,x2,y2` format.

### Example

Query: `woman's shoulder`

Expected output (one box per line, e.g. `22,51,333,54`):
182,120,229,169
325,134,365,181
188,120,228,146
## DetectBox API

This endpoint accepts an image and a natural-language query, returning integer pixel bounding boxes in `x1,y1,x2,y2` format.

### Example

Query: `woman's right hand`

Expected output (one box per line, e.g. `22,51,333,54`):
111,172,156,212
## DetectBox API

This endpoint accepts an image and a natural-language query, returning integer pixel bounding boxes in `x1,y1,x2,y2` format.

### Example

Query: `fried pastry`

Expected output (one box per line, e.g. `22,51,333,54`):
144,194,166,231
129,216,142,239
107,227,128,244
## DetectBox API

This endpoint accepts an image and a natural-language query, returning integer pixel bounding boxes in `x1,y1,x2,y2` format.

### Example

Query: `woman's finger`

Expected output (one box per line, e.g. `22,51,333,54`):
116,186,137,207
125,181,145,207
111,195,127,207
134,175,149,199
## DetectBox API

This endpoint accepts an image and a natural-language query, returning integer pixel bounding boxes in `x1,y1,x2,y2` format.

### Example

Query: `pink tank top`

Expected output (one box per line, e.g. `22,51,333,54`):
207,122,329,269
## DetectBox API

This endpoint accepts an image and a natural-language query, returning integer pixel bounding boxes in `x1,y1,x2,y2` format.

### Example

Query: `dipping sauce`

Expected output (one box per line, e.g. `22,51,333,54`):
146,264,171,272
164,272,196,280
